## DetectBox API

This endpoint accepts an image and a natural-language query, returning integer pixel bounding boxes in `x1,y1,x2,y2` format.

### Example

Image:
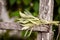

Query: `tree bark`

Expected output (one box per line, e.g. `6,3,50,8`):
37,0,54,40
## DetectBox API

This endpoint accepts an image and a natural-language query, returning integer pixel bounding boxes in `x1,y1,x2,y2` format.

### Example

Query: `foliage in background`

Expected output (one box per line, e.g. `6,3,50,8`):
53,0,60,40
7,0,60,40
7,0,39,17
0,0,60,40
3,0,39,40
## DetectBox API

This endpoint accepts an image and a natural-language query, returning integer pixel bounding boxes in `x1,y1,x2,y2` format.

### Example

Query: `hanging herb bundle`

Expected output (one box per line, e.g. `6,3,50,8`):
17,10,60,37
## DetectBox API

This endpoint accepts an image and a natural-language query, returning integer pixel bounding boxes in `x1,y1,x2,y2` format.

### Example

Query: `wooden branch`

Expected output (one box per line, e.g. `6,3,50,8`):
0,22,49,32
37,0,54,40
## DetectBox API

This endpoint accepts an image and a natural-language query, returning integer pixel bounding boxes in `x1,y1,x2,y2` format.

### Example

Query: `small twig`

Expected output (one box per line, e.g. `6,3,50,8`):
56,24,60,40
56,33,59,40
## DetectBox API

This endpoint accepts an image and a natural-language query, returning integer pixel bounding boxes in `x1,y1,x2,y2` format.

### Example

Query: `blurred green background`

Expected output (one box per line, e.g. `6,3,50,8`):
7,0,39,17
0,0,60,40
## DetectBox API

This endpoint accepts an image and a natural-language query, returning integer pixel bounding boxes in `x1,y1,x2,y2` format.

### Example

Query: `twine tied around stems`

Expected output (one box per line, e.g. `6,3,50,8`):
16,10,60,37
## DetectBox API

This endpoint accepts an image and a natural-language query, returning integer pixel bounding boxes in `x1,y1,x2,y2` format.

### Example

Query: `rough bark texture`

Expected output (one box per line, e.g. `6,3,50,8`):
0,0,54,40
37,0,54,40
0,0,2,21
0,22,49,32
